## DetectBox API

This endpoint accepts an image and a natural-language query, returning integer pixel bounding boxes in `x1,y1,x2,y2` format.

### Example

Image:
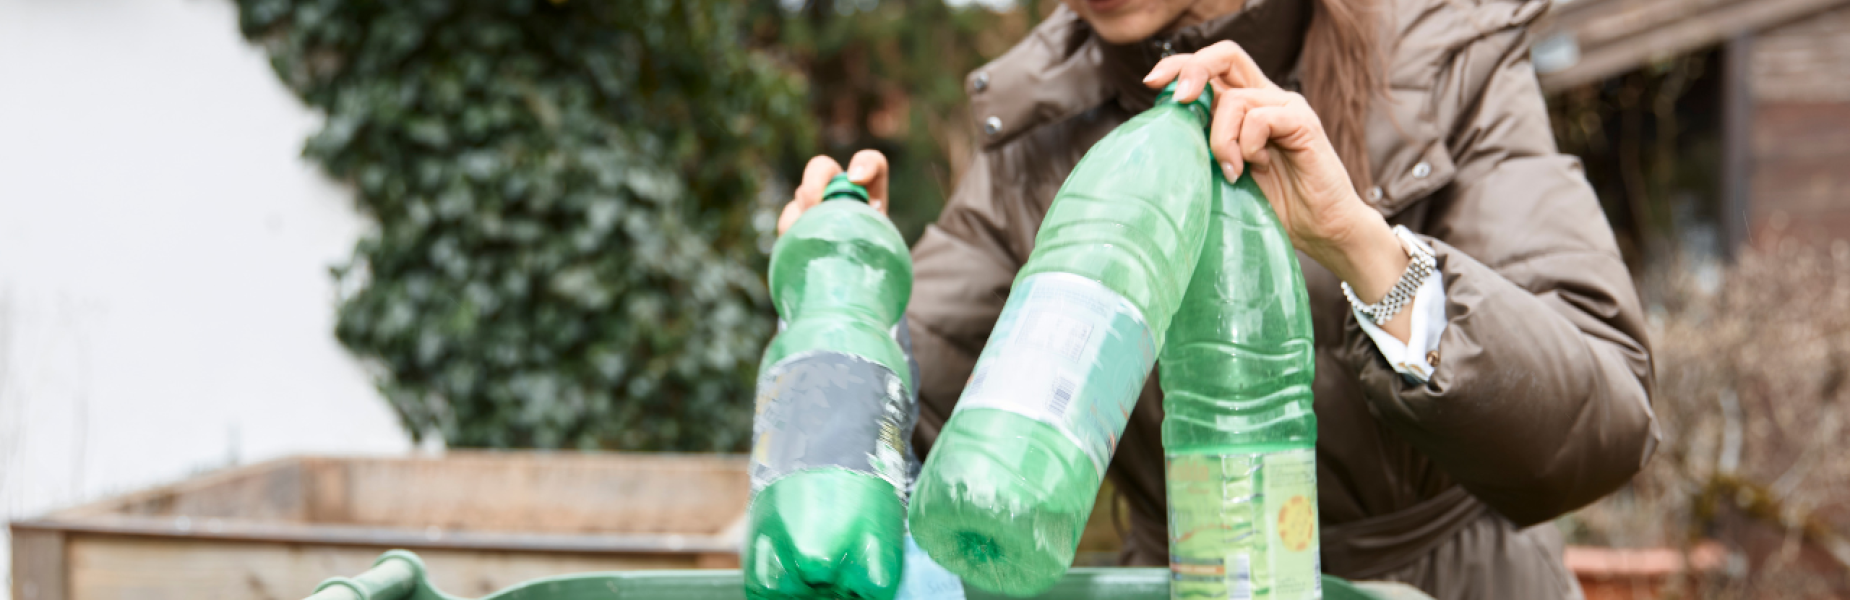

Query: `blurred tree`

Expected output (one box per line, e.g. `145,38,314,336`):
748,0,1044,241
234,0,810,450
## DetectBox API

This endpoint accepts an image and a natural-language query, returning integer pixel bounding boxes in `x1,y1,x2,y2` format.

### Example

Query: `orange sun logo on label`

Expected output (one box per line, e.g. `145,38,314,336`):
1276,495,1315,552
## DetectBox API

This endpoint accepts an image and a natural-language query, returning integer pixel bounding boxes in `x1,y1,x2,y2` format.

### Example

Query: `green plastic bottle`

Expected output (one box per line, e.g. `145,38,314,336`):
908,83,1215,597
746,175,914,600
1160,172,1320,600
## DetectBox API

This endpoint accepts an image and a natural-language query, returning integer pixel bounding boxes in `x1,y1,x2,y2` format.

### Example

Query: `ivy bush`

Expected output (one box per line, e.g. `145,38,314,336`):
235,0,810,450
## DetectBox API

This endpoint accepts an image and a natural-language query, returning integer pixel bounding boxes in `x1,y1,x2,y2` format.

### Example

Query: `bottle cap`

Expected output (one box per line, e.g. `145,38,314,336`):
822,173,870,204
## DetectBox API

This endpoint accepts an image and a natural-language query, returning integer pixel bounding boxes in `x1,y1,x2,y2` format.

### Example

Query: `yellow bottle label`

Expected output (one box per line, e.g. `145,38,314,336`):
1167,448,1320,600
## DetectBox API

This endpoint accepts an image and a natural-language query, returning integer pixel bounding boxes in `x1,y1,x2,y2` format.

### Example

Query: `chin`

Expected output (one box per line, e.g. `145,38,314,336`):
1068,0,1175,44
1090,21,1165,44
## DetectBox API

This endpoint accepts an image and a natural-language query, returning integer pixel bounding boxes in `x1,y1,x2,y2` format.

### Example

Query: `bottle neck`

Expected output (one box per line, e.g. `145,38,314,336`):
1154,81,1213,128
821,173,870,204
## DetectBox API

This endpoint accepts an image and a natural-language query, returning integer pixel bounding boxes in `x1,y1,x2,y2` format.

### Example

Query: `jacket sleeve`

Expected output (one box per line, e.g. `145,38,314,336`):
1345,15,1661,527
905,154,1027,454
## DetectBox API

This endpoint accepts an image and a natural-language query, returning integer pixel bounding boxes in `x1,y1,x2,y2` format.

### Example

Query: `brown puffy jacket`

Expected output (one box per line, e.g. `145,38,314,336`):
903,1,1661,597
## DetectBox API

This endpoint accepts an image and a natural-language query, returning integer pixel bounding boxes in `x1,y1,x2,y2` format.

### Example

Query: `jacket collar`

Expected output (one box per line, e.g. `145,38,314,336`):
1099,0,1313,113
969,0,1313,149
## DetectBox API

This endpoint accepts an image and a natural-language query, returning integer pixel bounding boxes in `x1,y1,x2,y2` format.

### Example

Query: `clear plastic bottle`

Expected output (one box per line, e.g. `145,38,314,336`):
745,175,915,600
1160,172,1320,600
909,83,1215,597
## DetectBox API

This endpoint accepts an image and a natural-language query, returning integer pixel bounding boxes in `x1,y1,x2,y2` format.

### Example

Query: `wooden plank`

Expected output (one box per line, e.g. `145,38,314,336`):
10,527,67,600
64,534,700,600
335,452,750,536
305,457,352,525
695,552,743,569
21,453,753,555
1538,0,1850,91
1541,0,1746,51
12,514,739,555
19,451,755,600
47,453,750,538
1751,102,1850,160
1748,120,1850,247
51,457,307,522
152,459,309,522
1747,211,1850,250
1752,3,1850,102
1752,158,1850,215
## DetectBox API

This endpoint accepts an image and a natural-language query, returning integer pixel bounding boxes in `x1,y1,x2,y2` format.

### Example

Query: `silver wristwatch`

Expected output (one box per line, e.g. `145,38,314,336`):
1342,225,1436,325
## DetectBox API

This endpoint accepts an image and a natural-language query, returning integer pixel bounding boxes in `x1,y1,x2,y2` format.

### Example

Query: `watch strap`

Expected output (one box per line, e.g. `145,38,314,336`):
1342,226,1436,325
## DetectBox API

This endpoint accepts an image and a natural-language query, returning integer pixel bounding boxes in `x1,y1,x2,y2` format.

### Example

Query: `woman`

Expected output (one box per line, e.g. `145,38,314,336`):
779,0,1658,596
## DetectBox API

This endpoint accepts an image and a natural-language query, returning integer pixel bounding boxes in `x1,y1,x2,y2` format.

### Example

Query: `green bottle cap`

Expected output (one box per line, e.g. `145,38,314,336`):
822,173,870,203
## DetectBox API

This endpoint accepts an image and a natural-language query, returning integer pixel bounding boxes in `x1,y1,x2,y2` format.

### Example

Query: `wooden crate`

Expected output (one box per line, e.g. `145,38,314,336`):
9,452,750,600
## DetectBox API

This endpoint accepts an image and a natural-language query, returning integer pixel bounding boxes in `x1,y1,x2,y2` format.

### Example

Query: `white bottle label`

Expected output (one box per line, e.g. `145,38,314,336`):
955,273,1157,476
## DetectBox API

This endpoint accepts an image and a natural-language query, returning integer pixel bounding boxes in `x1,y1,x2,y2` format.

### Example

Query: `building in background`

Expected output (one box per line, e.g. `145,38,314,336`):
1534,0,1850,255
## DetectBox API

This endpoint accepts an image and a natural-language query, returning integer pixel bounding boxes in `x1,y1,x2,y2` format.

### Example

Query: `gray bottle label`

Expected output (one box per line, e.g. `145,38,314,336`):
750,350,912,498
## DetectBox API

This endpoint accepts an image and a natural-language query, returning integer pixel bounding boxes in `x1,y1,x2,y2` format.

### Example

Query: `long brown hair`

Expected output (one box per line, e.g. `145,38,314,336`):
1298,0,1383,193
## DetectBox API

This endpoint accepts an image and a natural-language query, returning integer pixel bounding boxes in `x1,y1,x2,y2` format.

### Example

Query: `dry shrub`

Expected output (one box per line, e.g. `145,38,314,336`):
1564,239,1850,598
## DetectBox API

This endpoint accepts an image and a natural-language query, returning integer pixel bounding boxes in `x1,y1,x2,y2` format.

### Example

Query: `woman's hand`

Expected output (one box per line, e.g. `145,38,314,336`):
1145,41,1415,340
777,150,891,235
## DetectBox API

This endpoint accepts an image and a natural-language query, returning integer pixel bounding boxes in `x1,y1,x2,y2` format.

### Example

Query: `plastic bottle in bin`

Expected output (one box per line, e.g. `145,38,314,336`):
907,82,1216,597
1160,171,1321,600
745,174,916,600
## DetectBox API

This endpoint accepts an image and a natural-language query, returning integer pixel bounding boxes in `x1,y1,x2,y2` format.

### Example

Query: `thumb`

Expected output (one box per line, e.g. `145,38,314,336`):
846,149,891,214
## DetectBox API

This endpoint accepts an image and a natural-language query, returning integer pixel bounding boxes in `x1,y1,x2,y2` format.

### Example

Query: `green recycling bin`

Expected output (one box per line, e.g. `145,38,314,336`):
303,550,1419,600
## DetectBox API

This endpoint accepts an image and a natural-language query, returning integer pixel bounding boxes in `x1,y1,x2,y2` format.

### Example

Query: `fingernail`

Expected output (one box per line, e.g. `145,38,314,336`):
847,166,867,181
1176,78,1191,92
1142,72,1159,83
1221,161,1239,180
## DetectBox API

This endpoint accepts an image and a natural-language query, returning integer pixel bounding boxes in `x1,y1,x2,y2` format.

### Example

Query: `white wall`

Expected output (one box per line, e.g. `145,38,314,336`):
0,0,414,595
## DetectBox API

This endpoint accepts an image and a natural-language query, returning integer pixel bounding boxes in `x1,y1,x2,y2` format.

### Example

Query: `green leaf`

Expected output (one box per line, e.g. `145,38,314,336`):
236,0,802,451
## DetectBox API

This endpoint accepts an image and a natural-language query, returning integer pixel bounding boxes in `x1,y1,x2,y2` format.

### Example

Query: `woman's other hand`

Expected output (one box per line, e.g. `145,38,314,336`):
777,150,890,235
1144,41,1415,340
